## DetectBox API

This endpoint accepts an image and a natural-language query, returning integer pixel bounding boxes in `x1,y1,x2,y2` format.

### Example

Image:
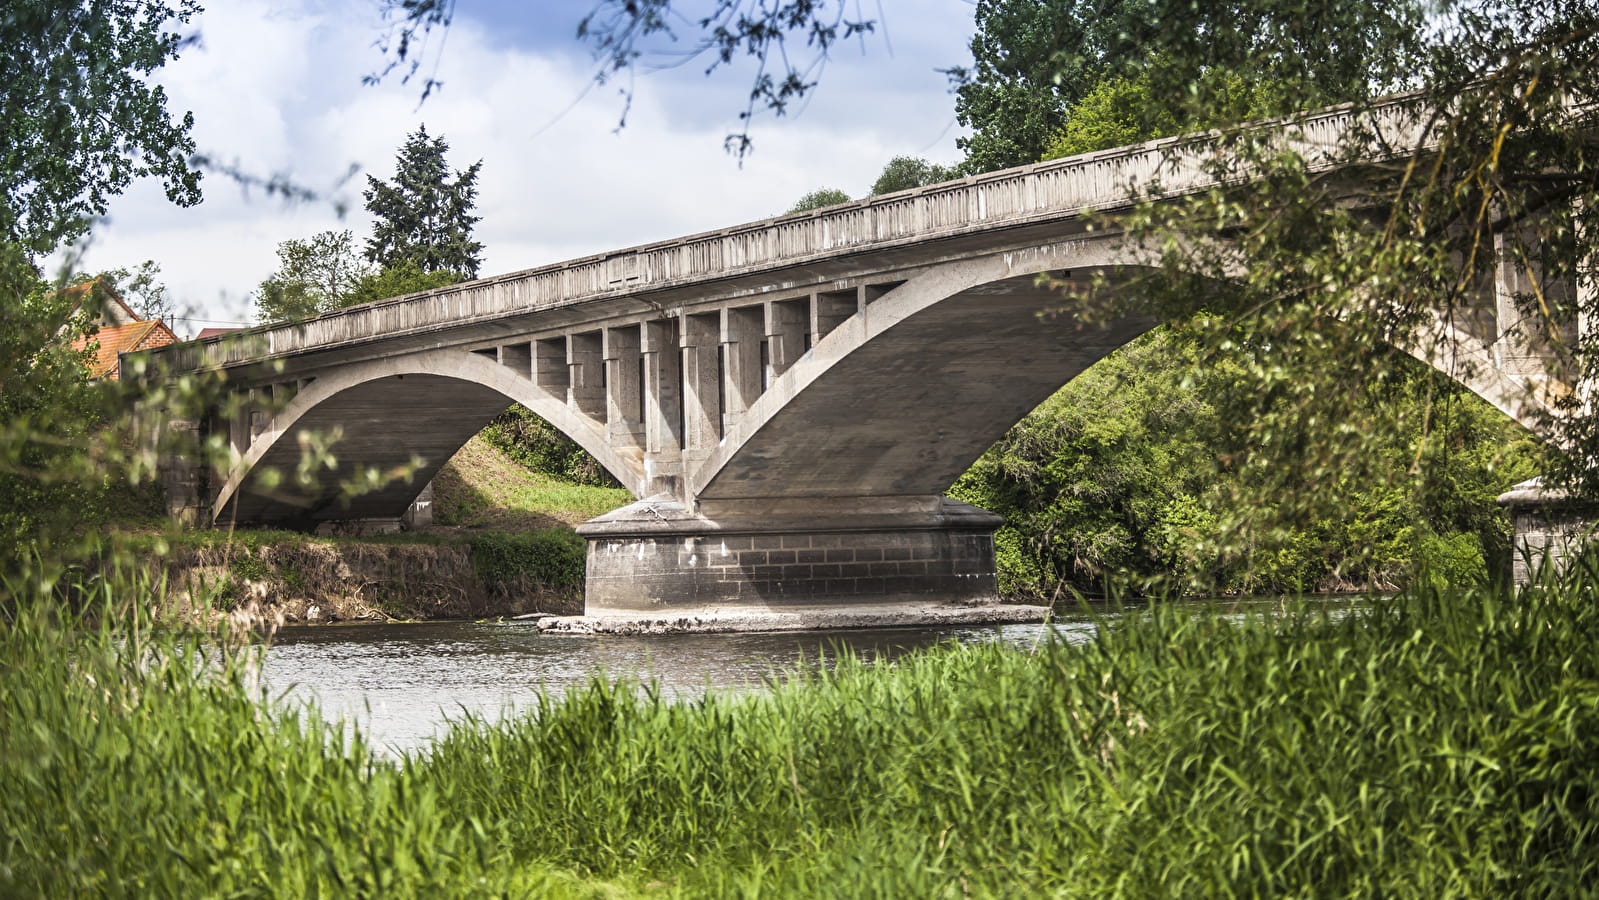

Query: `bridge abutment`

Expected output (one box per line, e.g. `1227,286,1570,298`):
567,496,1044,630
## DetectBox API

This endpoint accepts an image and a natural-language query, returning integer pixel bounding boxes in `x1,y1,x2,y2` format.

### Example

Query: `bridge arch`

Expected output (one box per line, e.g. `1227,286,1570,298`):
692,239,1559,504
694,236,1155,501
213,349,644,526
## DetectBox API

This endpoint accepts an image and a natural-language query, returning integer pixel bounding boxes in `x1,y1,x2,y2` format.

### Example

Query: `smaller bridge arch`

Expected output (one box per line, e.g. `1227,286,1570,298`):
213,349,644,527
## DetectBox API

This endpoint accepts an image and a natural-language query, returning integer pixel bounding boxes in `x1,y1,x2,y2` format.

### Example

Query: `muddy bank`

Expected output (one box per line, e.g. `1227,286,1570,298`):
149,535,584,628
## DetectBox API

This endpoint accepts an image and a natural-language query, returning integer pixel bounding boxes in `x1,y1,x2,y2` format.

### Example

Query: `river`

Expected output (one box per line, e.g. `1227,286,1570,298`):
260,615,1098,755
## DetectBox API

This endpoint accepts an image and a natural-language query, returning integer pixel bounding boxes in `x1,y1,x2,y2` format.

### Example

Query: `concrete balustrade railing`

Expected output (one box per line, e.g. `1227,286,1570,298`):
164,97,1430,373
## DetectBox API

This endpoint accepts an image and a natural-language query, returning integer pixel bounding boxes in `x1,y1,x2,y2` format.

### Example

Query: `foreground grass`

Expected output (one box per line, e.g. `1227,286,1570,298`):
4,565,1598,896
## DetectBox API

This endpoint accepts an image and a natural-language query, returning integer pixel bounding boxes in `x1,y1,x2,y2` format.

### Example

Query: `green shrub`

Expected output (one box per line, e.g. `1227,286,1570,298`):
482,405,618,487
415,571,1599,895
949,327,1541,597
470,529,586,591
228,550,270,582
0,568,544,896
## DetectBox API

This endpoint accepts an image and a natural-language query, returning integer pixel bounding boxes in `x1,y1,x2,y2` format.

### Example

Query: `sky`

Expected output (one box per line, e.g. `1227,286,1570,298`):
59,0,979,336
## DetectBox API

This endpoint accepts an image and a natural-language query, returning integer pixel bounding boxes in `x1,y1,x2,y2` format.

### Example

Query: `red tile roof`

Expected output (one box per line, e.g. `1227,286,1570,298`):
72,320,178,380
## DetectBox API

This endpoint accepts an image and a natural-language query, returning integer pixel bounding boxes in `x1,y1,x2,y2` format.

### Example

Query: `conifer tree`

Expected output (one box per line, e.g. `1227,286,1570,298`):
362,126,483,278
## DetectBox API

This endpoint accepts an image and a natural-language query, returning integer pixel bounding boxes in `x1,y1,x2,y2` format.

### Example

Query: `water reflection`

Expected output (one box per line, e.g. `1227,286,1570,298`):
261,616,1099,755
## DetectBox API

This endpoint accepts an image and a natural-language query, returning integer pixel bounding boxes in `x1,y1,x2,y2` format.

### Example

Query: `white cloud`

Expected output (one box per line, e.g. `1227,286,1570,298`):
57,1,974,337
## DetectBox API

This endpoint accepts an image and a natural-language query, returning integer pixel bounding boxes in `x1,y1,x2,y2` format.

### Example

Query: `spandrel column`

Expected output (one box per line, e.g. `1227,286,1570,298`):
567,331,605,420
603,325,644,450
720,306,764,432
532,337,570,405
765,298,809,384
680,312,722,464
641,319,684,496
1494,225,1552,379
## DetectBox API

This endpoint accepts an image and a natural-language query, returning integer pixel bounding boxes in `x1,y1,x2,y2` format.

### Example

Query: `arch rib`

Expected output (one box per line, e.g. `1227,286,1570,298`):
211,349,644,523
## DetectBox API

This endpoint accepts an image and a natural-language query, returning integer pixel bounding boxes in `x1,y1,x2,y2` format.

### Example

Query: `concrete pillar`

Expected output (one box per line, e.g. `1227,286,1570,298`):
765,298,809,383
680,313,721,459
1498,478,1596,587
498,342,532,379
534,337,569,397
223,386,271,463
248,387,269,445
567,331,605,419
721,306,763,428
603,325,644,450
642,319,683,495
160,412,206,526
1494,227,1549,378
812,289,858,345
227,394,250,461
402,481,434,529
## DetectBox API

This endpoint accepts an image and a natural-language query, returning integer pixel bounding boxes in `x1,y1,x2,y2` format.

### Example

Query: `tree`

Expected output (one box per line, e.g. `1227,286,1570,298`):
345,262,459,307
65,260,174,324
952,0,1425,173
785,188,851,214
0,246,140,558
100,261,173,324
255,231,372,324
949,327,1542,597
1040,64,1282,160
1040,71,1180,161
1,1,203,253
363,126,483,279
868,157,956,196
1058,0,1599,562
943,0,1596,587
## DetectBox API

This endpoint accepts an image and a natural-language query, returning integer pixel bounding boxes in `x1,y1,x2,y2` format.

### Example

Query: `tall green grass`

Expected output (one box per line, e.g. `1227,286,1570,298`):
5,560,1599,896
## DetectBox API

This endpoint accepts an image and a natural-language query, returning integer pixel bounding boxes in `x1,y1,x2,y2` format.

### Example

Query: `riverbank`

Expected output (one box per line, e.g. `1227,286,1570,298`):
124,527,588,627
108,435,624,626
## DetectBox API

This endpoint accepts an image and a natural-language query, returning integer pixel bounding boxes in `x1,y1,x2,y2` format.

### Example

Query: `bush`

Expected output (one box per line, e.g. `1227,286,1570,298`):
470,529,586,592
949,327,1541,597
482,405,618,487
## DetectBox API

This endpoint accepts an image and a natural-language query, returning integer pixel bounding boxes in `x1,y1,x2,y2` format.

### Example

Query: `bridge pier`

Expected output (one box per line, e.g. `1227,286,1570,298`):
1498,478,1598,586
567,496,1044,630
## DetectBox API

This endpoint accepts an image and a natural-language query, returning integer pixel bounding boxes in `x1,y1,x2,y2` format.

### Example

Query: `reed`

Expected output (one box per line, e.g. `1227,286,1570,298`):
4,558,1598,896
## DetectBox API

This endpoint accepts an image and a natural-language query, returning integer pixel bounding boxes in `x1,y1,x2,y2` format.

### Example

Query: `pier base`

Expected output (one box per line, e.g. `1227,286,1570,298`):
1497,477,1599,586
573,496,1041,627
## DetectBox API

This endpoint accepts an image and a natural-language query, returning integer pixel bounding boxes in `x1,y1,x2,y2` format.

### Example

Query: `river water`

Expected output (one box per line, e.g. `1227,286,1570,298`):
260,616,1098,756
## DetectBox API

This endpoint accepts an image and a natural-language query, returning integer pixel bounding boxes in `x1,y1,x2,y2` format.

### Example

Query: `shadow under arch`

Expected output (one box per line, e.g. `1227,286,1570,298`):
212,348,645,527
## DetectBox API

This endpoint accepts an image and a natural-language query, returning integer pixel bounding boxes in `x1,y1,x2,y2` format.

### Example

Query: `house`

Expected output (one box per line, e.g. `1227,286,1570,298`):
63,278,179,380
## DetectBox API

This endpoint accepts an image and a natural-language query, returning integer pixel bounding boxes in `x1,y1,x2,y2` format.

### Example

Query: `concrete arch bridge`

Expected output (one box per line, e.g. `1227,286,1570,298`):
152,99,1574,623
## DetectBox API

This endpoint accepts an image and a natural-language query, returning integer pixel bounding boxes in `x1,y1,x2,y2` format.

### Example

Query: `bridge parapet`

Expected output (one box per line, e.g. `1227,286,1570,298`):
162,97,1431,378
